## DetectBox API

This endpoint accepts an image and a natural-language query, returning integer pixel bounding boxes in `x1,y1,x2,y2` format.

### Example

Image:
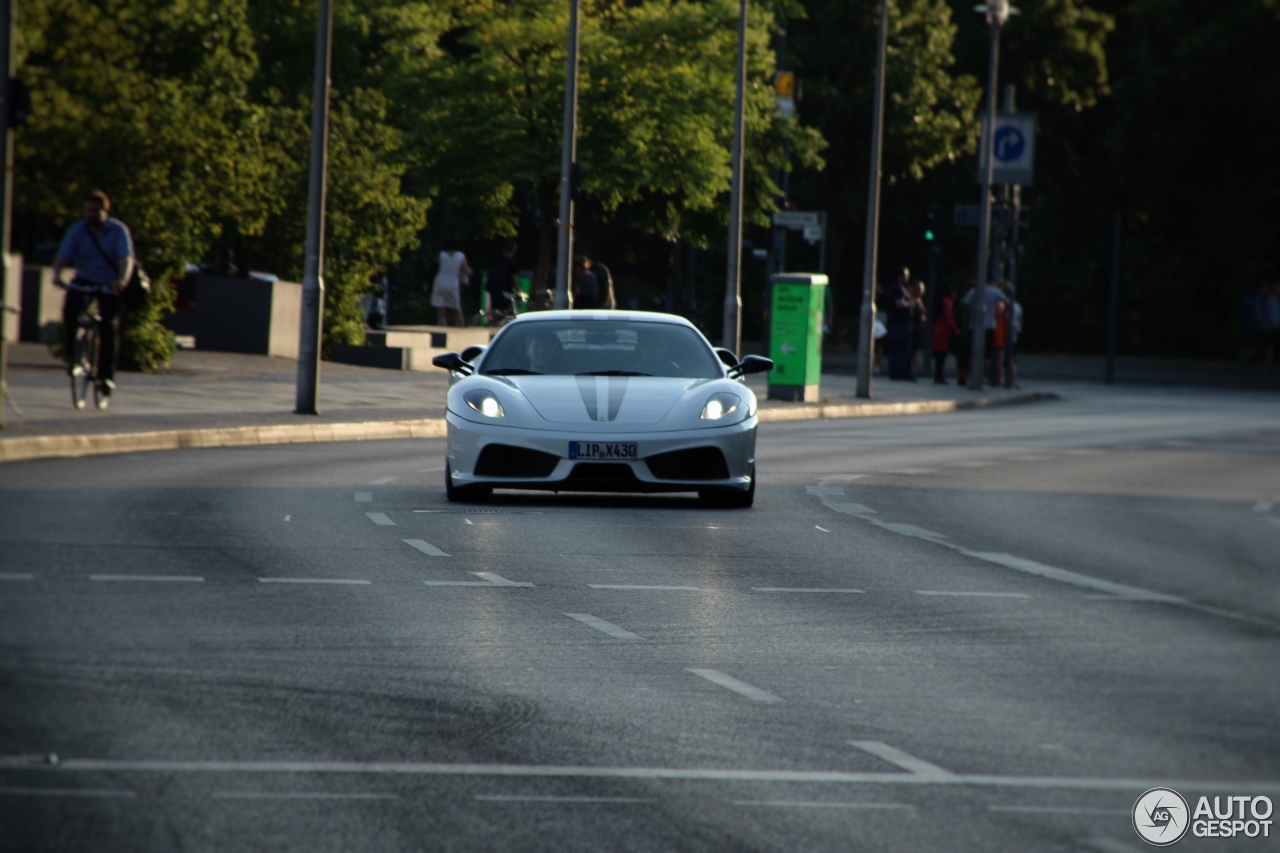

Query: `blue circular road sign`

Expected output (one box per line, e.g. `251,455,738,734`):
993,126,1026,162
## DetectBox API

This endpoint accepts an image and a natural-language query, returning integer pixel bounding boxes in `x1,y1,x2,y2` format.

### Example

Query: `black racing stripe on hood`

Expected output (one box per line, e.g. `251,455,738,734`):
575,375,598,421
607,376,628,421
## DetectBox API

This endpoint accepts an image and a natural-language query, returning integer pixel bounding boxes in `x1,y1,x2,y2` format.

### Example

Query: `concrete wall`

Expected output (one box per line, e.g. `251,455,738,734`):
164,276,301,359
19,264,61,343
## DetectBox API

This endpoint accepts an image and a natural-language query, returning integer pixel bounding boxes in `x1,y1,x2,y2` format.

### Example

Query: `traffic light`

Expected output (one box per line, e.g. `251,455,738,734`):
924,228,935,242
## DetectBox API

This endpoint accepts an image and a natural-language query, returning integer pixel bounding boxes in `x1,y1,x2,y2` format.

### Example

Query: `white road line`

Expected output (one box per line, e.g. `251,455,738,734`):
16,758,1280,792
879,468,937,475
423,581,493,587
961,552,1185,602
752,588,864,594
825,503,876,515
90,575,205,583
588,585,700,591
257,578,371,585
814,526,830,532
475,795,654,804
565,614,644,640
472,572,535,588
806,486,845,495
687,669,783,704
733,800,914,811
403,539,450,557
369,477,399,485
871,521,948,540
916,590,1030,599
0,787,136,798
951,461,995,468
354,493,373,503
848,741,956,780
989,805,1129,815
365,512,396,526
1253,501,1274,513
212,791,398,801
418,465,446,473
0,573,34,581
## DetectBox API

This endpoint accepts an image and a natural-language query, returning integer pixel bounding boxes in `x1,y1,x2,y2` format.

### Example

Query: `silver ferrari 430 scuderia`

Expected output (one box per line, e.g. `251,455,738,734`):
432,311,773,507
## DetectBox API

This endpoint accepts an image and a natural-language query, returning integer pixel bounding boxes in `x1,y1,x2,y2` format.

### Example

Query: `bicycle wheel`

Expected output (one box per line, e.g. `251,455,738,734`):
69,319,97,410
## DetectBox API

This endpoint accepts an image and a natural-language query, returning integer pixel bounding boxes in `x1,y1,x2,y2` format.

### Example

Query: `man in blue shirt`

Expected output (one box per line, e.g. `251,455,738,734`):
52,190,135,398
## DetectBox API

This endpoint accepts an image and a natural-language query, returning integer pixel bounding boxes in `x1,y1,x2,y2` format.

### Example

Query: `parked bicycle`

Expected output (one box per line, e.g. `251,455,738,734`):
63,282,112,410
470,287,533,329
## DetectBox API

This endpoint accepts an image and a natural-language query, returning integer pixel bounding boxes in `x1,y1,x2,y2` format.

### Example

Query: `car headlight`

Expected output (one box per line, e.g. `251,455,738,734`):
463,389,505,418
700,392,741,420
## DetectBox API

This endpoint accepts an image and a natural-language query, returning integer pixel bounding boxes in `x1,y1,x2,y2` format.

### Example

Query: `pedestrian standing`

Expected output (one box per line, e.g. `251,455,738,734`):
885,266,915,381
51,190,134,402
430,239,471,327
571,255,600,309
931,281,960,384
909,279,928,379
485,240,520,321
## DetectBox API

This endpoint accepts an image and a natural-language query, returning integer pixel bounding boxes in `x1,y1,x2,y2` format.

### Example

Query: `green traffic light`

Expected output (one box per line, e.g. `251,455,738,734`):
924,229,935,241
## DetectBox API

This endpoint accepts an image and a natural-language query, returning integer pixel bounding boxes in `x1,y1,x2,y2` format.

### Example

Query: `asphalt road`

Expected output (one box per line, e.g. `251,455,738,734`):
1,384,1278,852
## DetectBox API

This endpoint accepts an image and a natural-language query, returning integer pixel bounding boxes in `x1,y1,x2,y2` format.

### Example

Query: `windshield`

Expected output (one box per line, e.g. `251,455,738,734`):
480,320,723,379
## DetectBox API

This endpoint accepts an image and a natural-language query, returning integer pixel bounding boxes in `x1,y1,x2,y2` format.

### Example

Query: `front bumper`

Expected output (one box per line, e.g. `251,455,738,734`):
444,411,757,493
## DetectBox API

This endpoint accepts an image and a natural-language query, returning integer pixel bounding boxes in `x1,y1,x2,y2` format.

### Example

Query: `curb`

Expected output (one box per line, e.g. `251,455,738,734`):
755,391,1057,423
0,392,1057,465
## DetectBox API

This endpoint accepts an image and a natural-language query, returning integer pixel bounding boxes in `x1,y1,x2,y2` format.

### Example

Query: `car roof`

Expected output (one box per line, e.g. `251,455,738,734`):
506,310,697,328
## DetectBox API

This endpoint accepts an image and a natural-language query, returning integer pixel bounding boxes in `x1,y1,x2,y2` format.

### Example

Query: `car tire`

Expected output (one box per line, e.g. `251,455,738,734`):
445,461,491,503
699,466,755,509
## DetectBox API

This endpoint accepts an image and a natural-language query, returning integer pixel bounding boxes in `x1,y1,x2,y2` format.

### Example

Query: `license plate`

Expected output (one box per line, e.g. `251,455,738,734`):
569,441,637,460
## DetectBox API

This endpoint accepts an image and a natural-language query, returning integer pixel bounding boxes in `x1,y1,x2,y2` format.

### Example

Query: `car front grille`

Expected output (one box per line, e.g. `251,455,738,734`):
474,444,560,478
643,447,730,481
567,463,638,482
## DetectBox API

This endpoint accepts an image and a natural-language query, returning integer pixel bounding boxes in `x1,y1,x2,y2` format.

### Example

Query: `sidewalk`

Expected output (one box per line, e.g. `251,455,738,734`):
0,340,1104,464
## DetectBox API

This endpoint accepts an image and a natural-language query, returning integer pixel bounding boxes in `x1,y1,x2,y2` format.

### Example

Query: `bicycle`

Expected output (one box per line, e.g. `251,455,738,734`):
63,282,113,410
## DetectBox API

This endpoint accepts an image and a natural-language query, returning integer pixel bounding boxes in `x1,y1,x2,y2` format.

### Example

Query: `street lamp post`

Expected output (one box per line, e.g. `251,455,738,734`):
722,0,748,355
553,0,581,311
968,0,1017,391
855,0,889,399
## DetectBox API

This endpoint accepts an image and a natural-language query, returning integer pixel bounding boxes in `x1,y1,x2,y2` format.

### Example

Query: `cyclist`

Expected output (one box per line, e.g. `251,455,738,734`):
52,190,134,400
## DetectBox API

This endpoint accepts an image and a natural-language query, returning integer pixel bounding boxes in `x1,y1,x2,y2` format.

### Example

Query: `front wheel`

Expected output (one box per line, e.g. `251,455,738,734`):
69,322,97,411
445,461,492,503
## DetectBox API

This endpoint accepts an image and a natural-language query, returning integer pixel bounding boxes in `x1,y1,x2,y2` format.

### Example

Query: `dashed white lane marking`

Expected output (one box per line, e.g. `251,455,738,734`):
472,572,534,588
1253,501,1274,513
17,758,1280,792
825,503,876,515
90,575,204,583
365,512,396,526
354,493,373,503
961,552,1185,603
753,588,864,594
951,461,995,468
403,539,450,557
369,477,399,485
258,578,371,585
424,581,493,587
848,741,956,780
734,800,914,811
814,526,830,532
0,573,34,581
212,791,398,801
989,805,1129,815
565,613,644,640
916,590,1030,599
0,787,136,798
589,585,700,591
475,795,654,804
806,485,845,495
686,669,783,704
871,521,948,540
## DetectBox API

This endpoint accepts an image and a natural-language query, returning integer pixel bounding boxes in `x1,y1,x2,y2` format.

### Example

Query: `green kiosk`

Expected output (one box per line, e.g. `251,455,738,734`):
767,273,827,402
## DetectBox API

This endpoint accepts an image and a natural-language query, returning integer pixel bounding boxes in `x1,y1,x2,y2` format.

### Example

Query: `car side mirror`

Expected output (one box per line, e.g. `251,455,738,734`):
714,348,738,368
729,355,773,378
431,352,473,375
459,344,486,364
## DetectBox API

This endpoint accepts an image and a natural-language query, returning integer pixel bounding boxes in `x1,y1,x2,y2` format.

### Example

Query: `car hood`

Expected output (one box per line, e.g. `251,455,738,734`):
506,375,713,424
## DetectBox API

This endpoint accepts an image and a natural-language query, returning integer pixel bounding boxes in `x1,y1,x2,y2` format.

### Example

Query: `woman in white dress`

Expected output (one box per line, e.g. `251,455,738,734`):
430,239,471,327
